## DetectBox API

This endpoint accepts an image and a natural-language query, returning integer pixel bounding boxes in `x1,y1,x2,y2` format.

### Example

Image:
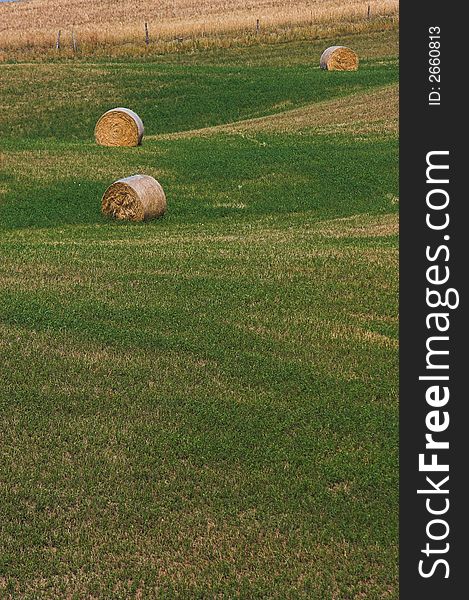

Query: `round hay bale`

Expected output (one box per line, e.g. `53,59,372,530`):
320,46,359,71
101,175,166,221
95,108,144,147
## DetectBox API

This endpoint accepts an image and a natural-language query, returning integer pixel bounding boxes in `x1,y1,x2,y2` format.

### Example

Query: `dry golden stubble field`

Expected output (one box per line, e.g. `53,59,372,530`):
1,0,398,53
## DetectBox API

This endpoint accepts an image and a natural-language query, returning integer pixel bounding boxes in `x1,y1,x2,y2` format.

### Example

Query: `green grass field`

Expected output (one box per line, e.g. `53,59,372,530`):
0,30,399,599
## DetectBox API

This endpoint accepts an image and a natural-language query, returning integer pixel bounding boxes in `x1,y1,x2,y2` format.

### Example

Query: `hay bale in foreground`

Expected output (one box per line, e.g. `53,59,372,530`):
320,46,359,71
102,175,166,221
95,108,144,147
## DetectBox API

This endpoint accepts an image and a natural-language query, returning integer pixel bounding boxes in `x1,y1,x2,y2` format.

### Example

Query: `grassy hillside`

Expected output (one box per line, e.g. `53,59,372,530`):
0,30,399,598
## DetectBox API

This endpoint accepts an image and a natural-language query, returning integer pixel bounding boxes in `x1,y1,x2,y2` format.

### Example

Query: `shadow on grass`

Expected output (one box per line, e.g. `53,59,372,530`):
0,179,112,229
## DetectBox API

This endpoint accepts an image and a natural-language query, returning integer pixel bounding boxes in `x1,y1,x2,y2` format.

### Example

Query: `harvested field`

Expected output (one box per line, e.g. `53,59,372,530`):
0,0,399,55
0,28,399,599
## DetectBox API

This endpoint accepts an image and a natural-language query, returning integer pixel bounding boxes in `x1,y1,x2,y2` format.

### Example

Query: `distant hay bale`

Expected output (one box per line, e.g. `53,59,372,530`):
320,46,359,71
95,108,144,147
102,175,166,221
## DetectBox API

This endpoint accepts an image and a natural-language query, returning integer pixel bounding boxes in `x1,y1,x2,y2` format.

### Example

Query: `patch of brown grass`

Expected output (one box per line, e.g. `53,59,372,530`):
313,212,399,238
330,321,398,349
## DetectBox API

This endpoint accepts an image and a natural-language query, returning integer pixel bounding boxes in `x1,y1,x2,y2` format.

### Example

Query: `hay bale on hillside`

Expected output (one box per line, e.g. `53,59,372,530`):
102,175,166,221
95,108,144,147
320,46,359,71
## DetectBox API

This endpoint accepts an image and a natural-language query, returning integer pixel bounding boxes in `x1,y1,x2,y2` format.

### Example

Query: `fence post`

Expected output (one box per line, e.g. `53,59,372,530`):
145,22,150,45
256,19,260,35
72,30,77,53
367,4,371,19
56,30,61,50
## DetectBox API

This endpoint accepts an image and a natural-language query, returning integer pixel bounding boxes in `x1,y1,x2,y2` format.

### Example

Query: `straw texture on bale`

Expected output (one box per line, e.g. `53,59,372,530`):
102,175,166,221
95,108,144,147
320,46,359,71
